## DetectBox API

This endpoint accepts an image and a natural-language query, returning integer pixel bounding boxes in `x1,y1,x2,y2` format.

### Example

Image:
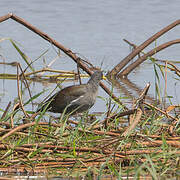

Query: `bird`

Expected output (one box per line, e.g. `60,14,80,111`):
37,71,103,115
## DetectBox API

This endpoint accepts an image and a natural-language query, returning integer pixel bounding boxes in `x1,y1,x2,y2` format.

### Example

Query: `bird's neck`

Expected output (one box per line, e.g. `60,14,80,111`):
87,80,99,92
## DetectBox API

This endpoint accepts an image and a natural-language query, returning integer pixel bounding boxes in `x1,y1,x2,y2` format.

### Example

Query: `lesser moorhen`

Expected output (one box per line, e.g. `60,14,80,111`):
38,71,103,114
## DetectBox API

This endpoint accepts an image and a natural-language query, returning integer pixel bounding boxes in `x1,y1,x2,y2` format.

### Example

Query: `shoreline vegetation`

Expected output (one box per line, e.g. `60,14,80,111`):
0,13,179,179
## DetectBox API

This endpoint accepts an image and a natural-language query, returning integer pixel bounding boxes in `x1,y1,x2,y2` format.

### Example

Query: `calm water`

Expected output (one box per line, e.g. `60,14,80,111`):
0,0,180,113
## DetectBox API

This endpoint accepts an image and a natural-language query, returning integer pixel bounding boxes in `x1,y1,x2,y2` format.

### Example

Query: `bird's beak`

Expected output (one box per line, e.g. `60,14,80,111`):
102,75,107,80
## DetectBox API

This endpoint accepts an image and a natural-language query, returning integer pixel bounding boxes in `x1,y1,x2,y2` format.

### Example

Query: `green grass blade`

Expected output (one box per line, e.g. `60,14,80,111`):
9,39,34,72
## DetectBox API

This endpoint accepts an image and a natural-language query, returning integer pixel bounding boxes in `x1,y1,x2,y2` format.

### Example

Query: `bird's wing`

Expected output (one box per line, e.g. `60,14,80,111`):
61,84,87,98
48,84,87,110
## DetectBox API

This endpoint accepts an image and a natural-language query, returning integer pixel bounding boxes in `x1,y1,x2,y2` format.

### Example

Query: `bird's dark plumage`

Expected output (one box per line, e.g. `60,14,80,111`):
38,71,103,114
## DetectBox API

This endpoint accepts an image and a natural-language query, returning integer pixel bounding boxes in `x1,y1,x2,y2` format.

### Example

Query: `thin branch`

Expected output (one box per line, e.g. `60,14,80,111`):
119,39,180,77
109,19,180,76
